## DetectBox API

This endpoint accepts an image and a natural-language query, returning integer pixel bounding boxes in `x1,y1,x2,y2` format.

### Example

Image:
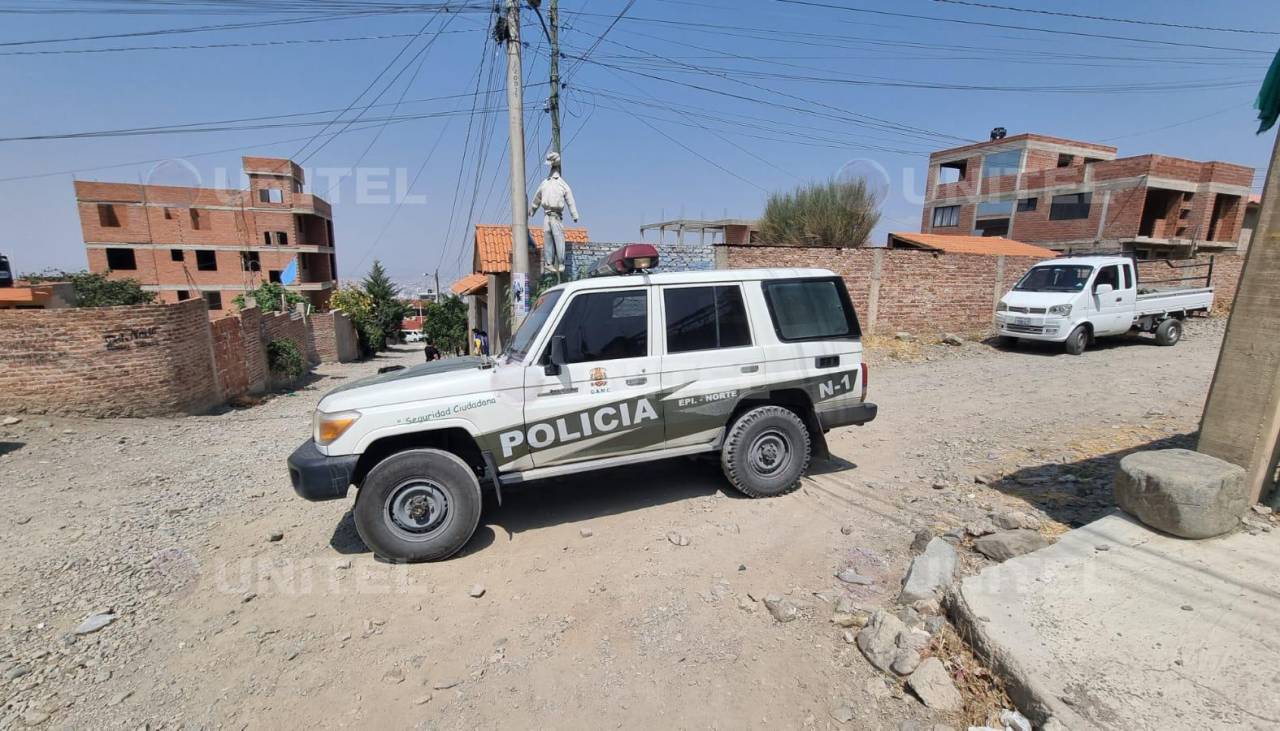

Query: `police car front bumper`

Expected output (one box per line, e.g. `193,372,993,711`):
287,439,358,501
817,401,878,431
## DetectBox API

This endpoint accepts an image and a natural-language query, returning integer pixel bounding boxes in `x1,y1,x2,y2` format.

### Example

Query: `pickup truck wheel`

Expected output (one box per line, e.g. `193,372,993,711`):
353,448,482,563
1063,325,1089,356
1155,318,1183,346
721,406,811,498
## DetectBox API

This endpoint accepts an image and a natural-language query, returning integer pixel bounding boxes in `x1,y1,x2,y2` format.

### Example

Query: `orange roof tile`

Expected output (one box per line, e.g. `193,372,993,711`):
450,272,488,296
886,232,1056,258
474,224,589,273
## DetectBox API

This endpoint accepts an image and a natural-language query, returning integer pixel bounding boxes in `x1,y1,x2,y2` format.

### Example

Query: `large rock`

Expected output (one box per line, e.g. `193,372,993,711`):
906,657,963,711
1114,449,1248,539
899,537,957,603
973,529,1049,562
856,610,906,672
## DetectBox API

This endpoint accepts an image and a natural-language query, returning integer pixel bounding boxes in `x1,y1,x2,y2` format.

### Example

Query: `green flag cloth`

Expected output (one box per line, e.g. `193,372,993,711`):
1256,48,1280,134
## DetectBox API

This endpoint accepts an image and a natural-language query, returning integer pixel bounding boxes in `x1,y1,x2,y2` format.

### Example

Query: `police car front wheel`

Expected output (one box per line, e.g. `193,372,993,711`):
721,406,812,498
354,449,482,563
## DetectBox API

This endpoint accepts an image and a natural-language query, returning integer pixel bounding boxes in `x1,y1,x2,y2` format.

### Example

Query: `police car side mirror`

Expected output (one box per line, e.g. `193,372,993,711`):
545,335,568,376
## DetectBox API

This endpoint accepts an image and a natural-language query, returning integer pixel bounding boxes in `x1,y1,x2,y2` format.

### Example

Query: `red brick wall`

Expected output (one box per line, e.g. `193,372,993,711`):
262,311,317,366
310,311,359,363
723,245,1044,336
0,299,220,417
210,315,250,399
1137,253,1244,311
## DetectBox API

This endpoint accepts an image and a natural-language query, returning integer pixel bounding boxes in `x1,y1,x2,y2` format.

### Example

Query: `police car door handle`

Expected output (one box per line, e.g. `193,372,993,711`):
626,376,647,386
740,365,759,373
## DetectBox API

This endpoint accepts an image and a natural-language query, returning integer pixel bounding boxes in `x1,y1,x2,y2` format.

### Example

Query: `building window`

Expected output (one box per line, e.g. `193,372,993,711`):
195,250,218,271
1049,192,1092,220
664,286,752,354
258,188,284,204
241,251,261,272
1017,197,1037,212
976,199,1013,219
326,220,335,245
932,205,961,227
277,231,288,246
204,291,223,311
1056,154,1074,168
263,231,288,246
170,249,184,262
982,149,1021,179
176,290,190,301
163,207,175,220
938,160,967,184
97,204,121,227
329,253,337,280
190,209,206,230
105,248,136,270
269,270,282,283
263,231,272,246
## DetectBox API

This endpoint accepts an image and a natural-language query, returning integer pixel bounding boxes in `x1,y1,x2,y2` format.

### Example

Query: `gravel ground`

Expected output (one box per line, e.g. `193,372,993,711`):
0,318,1227,729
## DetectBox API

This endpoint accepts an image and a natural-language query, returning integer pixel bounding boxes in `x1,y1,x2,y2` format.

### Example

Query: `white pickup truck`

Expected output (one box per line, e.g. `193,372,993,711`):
994,255,1214,355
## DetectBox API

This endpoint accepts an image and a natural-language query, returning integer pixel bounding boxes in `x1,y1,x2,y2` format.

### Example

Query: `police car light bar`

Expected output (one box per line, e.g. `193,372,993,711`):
588,243,660,277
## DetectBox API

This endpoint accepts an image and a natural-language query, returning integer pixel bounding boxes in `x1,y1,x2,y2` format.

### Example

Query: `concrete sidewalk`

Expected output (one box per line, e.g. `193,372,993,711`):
951,512,1280,730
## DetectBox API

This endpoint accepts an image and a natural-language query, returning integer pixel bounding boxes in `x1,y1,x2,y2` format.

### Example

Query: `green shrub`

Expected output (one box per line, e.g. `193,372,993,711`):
758,178,881,247
267,340,306,382
233,282,307,313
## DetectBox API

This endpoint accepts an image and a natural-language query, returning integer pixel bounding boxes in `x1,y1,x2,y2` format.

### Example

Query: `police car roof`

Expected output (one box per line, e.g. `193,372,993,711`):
551,267,836,293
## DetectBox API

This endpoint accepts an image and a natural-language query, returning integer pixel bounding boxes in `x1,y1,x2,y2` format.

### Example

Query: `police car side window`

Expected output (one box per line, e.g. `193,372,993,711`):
552,290,648,363
664,285,752,353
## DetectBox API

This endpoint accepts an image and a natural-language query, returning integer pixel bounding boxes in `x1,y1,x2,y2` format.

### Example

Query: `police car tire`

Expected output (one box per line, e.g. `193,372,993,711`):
721,405,811,498
353,448,482,563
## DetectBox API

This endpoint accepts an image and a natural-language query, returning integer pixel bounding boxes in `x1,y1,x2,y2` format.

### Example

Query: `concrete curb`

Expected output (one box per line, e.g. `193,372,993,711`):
945,585,1093,730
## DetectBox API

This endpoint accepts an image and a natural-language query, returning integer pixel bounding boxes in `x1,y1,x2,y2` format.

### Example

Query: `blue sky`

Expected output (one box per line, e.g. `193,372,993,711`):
2,0,1277,291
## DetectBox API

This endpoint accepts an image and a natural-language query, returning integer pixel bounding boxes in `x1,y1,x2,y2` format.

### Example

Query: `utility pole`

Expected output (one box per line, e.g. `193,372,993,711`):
433,269,441,303
502,0,531,328
548,0,562,165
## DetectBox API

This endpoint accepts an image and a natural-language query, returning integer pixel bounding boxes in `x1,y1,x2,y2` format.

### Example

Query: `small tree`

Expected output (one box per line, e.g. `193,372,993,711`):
233,281,306,313
757,178,881,247
423,295,468,354
363,260,409,349
330,284,380,355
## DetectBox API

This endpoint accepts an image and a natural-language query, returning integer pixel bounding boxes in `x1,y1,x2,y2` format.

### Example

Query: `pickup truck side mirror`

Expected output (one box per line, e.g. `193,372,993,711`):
1094,283,1114,296
544,335,568,376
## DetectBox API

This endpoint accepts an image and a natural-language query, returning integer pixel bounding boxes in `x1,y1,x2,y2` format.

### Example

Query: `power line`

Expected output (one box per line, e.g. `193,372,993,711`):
930,0,1280,36
775,0,1274,55
0,10,404,47
563,0,635,81
0,28,478,56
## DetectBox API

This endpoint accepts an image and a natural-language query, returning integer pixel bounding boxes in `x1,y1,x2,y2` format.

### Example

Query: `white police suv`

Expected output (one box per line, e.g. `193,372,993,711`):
288,245,877,562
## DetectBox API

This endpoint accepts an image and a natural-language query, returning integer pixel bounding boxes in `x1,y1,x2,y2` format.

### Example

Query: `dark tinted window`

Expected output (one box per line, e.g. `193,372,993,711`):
552,290,647,363
1049,192,1091,220
664,286,752,353
204,291,222,310
195,250,217,271
1122,263,1133,290
1095,265,1120,290
170,249,184,262
1017,197,1037,212
762,278,860,341
105,248,136,270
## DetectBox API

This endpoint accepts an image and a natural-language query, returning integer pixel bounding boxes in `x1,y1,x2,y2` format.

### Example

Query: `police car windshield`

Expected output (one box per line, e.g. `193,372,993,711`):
504,289,563,363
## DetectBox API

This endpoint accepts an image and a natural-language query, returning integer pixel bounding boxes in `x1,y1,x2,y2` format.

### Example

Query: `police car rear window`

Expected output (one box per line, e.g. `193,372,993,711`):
761,277,860,341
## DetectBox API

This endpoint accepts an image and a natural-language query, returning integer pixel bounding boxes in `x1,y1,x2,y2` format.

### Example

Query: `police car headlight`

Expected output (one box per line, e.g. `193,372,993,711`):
314,410,360,446
1048,304,1072,317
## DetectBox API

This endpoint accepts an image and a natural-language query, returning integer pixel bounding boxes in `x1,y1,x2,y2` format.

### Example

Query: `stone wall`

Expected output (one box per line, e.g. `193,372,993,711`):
564,241,715,278
0,299,221,417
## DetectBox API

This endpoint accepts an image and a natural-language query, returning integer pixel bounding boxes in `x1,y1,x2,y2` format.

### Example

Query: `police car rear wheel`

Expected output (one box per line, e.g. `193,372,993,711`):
721,405,811,498
354,449,482,563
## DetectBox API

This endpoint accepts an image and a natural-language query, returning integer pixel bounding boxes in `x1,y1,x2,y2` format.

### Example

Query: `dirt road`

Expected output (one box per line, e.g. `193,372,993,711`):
0,320,1225,729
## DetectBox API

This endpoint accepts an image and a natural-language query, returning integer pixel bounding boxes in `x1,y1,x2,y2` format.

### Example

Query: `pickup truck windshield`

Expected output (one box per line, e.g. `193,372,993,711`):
503,289,563,363
1014,265,1093,293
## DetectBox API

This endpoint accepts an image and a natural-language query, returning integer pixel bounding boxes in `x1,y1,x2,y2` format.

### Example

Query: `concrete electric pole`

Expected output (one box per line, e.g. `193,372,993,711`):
1197,127,1280,506
503,0,532,327
548,0,563,166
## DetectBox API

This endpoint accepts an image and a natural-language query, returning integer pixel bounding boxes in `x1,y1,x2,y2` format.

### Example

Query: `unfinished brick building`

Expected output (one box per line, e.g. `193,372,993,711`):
74,157,337,313
920,133,1253,258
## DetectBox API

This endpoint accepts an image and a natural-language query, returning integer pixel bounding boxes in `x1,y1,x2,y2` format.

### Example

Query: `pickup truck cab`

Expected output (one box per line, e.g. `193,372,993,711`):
995,255,1213,355
288,248,877,562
